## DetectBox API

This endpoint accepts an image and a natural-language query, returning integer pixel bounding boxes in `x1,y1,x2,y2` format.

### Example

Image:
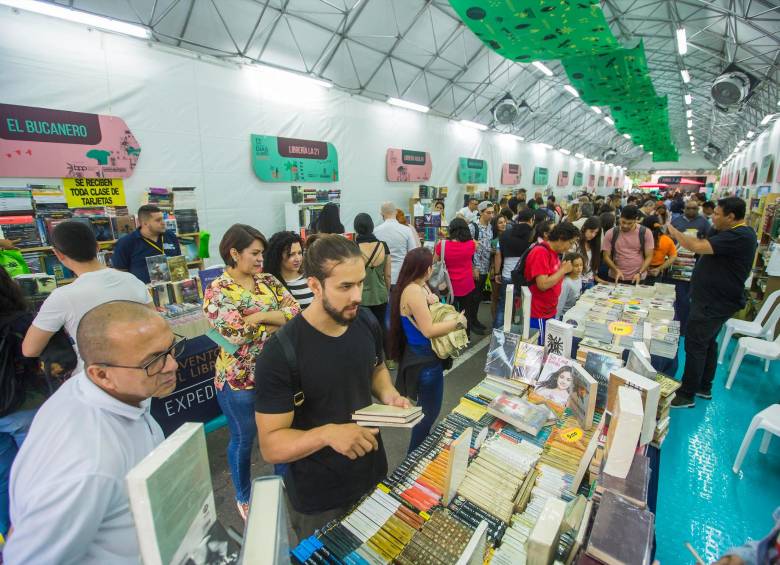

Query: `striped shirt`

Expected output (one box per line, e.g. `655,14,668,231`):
285,275,314,309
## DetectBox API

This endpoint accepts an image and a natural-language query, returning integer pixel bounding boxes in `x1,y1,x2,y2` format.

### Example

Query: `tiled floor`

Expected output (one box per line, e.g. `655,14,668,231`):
655,334,780,563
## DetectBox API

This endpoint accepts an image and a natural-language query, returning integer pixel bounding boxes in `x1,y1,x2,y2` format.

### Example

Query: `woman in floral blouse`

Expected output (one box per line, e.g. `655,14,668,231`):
203,224,300,519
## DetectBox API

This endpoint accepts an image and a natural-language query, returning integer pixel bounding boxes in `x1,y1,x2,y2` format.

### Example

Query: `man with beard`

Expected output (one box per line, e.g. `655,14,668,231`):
254,235,410,540
5,301,180,564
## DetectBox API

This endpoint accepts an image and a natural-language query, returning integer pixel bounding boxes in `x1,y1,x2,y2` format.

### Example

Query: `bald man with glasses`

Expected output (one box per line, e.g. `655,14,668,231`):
5,301,184,565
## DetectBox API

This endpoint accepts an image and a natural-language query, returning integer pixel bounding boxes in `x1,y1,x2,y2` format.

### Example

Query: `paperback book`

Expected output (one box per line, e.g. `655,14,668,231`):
530,353,576,414
167,255,189,282
583,351,624,410
545,319,574,358
484,330,520,379
486,392,553,436
511,341,544,386
352,403,424,428
606,367,661,445
568,363,598,430
147,255,172,284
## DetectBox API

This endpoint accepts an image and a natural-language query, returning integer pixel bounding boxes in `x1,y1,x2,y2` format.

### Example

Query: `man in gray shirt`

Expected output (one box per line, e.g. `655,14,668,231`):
373,201,419,287
671,199,711,238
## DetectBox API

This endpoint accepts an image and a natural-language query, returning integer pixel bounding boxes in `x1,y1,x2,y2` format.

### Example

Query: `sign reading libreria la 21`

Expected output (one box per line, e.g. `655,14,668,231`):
0,103,140,179
458,158,487,183
251,134,339,182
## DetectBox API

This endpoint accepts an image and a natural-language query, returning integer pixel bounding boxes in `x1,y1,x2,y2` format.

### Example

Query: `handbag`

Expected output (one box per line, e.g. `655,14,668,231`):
429,240,454,304
428,303,469,359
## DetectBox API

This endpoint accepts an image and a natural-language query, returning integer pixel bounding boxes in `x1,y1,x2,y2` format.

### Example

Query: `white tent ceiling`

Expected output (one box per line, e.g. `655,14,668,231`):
29,0,780,167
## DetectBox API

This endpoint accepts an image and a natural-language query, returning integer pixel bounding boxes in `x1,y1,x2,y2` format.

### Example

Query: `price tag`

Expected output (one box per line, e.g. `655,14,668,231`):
608,299,625,305
560,427,583,443
628,300,641,305
377,483,390,494
609,321,634,336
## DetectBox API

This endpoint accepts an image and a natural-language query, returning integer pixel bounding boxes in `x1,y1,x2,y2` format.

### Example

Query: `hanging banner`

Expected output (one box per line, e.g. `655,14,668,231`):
251,134,339,182
588,174,596,188
533,167,548,186
606,176,613,187
759,155,773,184
557,171,569,187
63,177,126,208
573,172,584,186
748,162,757,185
458,158,487,183
501,163,520,185
0,103,141,179
386,148,431,182
597,176,605,187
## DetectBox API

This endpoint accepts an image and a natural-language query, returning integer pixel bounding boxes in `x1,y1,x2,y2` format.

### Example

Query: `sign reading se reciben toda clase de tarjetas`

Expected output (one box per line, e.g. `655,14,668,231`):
0,103,141,179
63,178,126,208
251,134,339,182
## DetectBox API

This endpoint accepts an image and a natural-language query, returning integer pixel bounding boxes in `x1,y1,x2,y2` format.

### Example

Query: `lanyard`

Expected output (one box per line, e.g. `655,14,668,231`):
142,234,165,254
730,222,746,230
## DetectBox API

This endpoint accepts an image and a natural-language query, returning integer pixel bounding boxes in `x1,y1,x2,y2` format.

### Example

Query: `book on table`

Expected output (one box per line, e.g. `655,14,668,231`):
126,422,239,565
240,476,290,565
484,329,520,379
352,403,423,427
486,392,553,436
597,451,650,508
606,367,661,446
586,490,654,565
604,386,644,479
568,362,598,430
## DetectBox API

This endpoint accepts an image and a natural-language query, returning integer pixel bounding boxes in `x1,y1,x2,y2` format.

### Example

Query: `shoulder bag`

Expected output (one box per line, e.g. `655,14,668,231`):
429,240,454,304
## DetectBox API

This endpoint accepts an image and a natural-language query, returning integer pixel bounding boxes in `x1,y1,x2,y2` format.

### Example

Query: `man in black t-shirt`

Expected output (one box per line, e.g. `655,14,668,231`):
254,235,410,540
668,197,757,408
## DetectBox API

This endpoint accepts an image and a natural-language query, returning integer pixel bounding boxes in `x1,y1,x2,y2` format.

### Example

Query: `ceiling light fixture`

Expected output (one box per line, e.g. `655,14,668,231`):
387,97,429,113
0,0,151,37
681,69,690,83
563,85,580,97
737,140,746,146
245,64,333,89
501,133,524,141
746,131,755,139
676,28,688,55
760,114,776,126
459,119,488,131
623,134,631,139
532,61,554,76
684,94,692,105
591,106,602,114
559,148,571,155
574,153,585,158
539,143,553,149
686,109,693,118
604,116,614,125
687,119,693,128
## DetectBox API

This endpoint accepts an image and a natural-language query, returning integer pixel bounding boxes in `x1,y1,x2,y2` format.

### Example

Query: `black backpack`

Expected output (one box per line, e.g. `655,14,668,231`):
510,243,541,289
609,225,647,262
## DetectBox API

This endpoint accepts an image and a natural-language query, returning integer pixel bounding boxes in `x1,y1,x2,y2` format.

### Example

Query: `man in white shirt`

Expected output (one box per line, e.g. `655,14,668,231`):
457,198,479,223
6,301,181,564
374,201,419,287
22,220,153,372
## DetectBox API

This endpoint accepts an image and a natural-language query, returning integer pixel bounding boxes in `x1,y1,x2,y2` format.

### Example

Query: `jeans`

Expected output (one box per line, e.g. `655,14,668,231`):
680,300,731,397
0,409,37,535
215,385,257,504
407,346,444,453
493,277,512,329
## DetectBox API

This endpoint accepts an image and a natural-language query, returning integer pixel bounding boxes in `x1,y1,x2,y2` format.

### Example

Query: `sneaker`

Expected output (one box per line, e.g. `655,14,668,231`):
236,501,249,521
671,394,695,409
695,390,712,400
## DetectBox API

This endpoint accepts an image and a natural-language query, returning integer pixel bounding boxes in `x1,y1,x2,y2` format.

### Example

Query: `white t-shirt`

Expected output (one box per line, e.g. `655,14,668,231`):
6,372,164,564
458,206,478,223
32,268,152,371
374,219,419,284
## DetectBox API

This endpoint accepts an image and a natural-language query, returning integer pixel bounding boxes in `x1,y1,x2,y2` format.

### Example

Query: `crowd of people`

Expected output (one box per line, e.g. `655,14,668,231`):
0,184,759,562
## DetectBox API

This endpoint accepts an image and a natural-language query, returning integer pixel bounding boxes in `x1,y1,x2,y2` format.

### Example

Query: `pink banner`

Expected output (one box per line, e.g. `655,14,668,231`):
501,163,520,185
386,148,431,182
606,176,612,187
557,171,569,186
588,174,595,188
0,103,140,178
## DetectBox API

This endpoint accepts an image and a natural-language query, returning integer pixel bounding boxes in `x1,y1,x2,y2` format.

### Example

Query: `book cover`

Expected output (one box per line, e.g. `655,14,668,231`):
531,353,576,413
353,403,422,419
484,329,519,379
240,476,289,565
569,363,598,430
604,387,644,479
598,452,650,509
354,413,425,428
147,255,171,284
586,490,654,565
545,319,574,358
511,341,544,386
584,351,624,410
606,367,661,446
111,215,136,239
173,278,201,304
90,216,113,241
167,255,189,282
43,254,74,281
626,348,655,380
486,392,553,436
126,423,238,565
198,266,225,295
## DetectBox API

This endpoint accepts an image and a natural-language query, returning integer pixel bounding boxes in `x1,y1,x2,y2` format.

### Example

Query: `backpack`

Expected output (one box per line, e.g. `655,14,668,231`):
510,242,541,289
609,225,647,262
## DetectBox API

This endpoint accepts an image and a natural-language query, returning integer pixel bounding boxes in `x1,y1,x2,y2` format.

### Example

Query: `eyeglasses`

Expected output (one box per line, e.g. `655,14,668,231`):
95,335,187,378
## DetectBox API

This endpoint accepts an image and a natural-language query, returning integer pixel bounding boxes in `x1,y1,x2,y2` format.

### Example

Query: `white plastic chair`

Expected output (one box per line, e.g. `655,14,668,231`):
725,332,780,390
733,404,780,473
718,289,780,364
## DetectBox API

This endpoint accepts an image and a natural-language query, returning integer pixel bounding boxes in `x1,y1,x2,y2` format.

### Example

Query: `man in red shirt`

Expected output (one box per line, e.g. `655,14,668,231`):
524,223,580,344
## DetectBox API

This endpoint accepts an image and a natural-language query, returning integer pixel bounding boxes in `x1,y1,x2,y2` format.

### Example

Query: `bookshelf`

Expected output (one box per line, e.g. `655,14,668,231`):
747,193,780,317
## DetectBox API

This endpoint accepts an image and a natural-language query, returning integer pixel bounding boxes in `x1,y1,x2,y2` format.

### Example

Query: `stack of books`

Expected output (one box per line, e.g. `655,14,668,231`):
671,248,696,281
643,319,680,358
172,187,200,233
351,404,423,428
71,209,113,241
586,490,654,565
0,187,33,216
652,373,681,446
0,215,41,248
143,187,173,211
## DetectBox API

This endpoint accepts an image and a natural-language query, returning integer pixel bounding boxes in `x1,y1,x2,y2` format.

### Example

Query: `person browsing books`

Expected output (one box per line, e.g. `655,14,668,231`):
388,247,467,453
5,301,182,565
254,235,410,541
111,204,181,284
264,231,314,310
556,252,584,319
22,220,152,374
601,205,655,283
494,208,536,329
202,224,300,520
642,215,677,285
668,198,757,408
524,222,580,343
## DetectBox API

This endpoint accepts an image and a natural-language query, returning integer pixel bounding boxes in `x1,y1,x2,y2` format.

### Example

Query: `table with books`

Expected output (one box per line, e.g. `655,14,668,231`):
290,282,682,565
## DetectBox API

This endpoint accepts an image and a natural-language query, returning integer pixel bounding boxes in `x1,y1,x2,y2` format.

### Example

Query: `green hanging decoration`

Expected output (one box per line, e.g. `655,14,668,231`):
448,0,679,162
448,0,619,62
562,42,656,105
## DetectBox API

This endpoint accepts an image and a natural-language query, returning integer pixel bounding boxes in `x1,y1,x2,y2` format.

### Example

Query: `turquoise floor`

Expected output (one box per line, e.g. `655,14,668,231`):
655,333,780,563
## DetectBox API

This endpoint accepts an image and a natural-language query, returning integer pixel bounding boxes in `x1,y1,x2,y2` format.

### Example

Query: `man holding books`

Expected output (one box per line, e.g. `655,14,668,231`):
254,235,410,541
6,302,181,564
22,221,152,373
668,197,757,408
112,204,181,283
